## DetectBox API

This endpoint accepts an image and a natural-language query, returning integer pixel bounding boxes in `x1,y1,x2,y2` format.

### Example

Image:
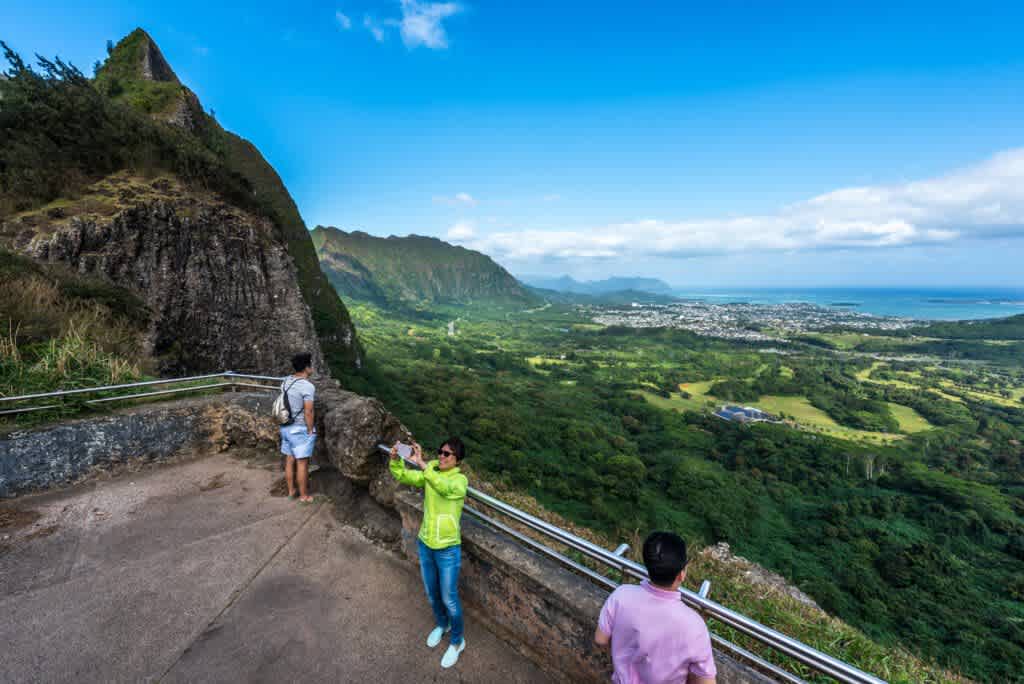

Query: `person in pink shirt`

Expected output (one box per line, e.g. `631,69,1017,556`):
595,531,717,684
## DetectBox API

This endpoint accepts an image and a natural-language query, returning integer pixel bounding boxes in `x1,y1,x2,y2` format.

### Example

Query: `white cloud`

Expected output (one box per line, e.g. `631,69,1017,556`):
336,10,352,29
398,0,462,49
458,148,1024,262
364,15,386,42
434,192,478,207
447,221,477,241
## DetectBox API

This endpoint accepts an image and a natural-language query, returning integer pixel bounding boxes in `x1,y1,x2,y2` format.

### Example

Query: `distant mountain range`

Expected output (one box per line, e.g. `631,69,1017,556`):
312,227,536,307
522,275,675,296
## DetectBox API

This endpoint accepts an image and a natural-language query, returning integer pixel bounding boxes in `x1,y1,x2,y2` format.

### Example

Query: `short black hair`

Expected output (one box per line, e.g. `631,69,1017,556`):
291,352,313,373
440,436,466,462
643,531,688,586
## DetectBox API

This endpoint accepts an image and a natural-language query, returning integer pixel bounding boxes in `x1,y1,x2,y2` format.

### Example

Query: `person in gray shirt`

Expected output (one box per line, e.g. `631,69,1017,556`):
280,352,316,502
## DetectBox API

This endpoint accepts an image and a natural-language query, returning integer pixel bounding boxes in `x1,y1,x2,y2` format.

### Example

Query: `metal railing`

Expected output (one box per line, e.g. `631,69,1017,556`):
377,442,885,684
1,372,883,683
0,371,284,417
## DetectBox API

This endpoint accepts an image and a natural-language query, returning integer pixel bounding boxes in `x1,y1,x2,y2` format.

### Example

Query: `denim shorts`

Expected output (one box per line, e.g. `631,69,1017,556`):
280,424,317,459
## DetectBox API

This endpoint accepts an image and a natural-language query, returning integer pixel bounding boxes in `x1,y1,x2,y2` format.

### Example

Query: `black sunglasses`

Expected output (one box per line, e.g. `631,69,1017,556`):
438,447,456,457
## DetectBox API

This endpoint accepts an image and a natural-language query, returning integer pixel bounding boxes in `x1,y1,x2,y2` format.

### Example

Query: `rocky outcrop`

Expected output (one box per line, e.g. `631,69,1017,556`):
314,378,411,503
19,176,324,375
137,31,180,83
164,89,204,132
702,542,822,611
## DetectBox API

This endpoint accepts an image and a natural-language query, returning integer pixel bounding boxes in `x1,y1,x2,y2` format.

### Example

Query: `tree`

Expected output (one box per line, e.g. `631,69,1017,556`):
602,454,646,501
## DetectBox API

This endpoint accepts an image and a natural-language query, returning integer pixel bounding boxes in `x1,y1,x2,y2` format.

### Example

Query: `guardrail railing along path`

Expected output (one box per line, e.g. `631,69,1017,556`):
1,371,885,683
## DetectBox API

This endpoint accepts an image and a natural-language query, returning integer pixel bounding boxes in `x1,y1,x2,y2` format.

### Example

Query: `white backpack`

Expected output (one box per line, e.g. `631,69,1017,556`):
272,378,300,425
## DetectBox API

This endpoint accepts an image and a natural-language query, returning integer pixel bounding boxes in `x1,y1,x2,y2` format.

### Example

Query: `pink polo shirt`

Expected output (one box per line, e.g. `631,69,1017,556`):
598,580,717,684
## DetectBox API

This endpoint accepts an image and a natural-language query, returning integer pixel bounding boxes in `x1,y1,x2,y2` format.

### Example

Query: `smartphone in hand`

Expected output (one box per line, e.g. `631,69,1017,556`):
393,442,422,469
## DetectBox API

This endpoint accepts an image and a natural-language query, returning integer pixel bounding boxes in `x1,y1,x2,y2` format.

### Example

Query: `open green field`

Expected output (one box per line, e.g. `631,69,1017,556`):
886,402,933,433
940,382,1021,407
678,379,717,398
855,362,919,389
806,332,880,350
636,380,911,444
751,395,905,443
929,388,965,403
633,388,715,412
526,355,569,367
856,362,1023,409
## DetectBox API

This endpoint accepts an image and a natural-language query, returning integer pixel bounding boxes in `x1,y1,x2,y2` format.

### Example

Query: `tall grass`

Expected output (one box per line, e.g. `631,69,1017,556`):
0,264,147,425
22,323,140,387
0,271,143,356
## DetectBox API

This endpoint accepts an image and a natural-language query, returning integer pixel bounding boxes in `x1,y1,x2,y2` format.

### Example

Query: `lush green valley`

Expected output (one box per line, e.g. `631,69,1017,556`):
343,299,1024,682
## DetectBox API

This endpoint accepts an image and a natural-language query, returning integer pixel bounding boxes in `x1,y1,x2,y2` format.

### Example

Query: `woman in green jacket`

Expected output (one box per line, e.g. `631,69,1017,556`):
389,437,469,669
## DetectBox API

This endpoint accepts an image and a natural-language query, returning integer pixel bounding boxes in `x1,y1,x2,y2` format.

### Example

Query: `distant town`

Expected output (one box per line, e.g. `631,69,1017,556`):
586,301,916,342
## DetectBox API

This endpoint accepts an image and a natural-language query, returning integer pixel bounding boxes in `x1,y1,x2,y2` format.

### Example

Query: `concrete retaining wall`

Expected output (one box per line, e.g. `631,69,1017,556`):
0,393,275,498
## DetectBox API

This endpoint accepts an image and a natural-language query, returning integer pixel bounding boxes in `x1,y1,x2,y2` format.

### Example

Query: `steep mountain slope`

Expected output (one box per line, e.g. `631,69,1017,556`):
0,30,361,375
313,226,536,307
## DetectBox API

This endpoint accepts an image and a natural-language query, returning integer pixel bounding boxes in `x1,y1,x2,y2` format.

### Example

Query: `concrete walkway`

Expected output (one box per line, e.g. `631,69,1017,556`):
0,453,554,683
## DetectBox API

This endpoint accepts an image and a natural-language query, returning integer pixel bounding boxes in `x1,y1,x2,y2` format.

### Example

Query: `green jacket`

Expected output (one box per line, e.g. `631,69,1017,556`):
390,458,468,549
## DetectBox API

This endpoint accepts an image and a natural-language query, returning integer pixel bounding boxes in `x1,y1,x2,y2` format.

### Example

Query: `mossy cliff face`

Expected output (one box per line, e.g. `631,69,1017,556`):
11,175,324,375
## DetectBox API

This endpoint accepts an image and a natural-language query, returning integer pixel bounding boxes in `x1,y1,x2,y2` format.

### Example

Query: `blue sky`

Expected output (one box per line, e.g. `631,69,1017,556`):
3,1,1024,286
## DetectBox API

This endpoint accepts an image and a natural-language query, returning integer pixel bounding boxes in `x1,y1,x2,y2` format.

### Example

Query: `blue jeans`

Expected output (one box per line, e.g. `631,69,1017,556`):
417,539,463,645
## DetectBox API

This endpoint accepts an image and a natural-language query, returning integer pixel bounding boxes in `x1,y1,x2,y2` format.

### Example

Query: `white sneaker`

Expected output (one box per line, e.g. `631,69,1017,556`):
441,639,465,669
426,625,450,648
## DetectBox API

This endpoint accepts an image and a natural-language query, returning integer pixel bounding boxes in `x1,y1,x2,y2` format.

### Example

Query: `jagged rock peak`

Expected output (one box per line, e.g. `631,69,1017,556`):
109,28,180,84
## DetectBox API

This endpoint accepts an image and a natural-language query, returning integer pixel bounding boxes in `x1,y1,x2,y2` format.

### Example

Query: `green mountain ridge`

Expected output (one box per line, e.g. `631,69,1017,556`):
313,226,537,308
912,313,1024,340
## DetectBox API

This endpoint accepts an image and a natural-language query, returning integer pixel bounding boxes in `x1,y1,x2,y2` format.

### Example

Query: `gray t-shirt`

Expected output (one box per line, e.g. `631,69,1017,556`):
281,376,315,425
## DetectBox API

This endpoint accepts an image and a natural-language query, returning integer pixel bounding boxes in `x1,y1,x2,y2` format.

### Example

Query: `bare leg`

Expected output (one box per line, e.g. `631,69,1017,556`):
285,456,297,498
297,459,312,501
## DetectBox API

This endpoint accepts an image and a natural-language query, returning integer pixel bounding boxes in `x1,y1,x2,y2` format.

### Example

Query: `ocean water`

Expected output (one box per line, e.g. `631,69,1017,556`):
671,288,1024,321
